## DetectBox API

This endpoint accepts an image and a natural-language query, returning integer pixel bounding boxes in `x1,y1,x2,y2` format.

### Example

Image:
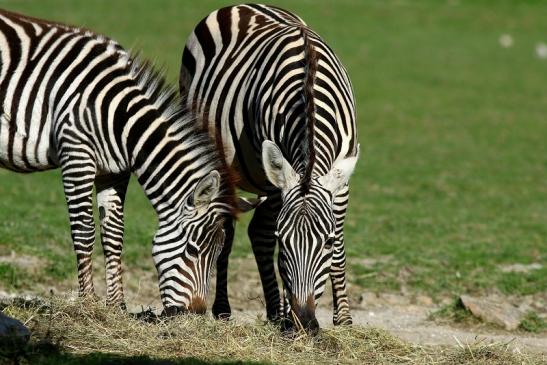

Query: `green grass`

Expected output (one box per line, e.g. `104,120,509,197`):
0,0,546,302
429,297,482,327
519,311,547,334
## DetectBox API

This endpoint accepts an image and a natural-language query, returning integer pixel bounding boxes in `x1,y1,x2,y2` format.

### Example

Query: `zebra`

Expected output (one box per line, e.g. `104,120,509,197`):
0,9,236,314
180,4,359,331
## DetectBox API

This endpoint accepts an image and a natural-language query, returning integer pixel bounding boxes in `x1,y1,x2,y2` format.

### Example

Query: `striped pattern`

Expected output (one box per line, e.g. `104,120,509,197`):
0,9,235,313
180,4,358,329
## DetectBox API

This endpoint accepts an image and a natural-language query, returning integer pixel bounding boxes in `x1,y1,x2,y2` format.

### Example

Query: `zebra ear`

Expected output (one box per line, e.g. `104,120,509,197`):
319,144,360,194
238,196,267,213
262,140,300,191
193,170,221,207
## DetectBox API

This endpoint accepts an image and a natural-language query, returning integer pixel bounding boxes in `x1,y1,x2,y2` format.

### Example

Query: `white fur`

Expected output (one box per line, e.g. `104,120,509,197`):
318,144,360,194
262,140,300,192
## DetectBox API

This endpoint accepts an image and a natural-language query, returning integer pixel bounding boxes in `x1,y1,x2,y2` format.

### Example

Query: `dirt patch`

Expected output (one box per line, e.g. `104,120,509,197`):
0,252,46,275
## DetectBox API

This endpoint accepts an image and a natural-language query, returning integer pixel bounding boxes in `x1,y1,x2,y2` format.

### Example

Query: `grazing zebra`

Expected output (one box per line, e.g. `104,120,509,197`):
0,9,236,314
180,4,359,331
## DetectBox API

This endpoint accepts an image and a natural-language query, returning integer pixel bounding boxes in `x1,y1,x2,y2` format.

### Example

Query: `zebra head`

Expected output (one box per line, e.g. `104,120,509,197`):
154,169,232,316
262,140,359,332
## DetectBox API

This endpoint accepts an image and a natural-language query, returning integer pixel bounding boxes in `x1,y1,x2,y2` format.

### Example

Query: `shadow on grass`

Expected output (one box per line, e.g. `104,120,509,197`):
1,340,264,365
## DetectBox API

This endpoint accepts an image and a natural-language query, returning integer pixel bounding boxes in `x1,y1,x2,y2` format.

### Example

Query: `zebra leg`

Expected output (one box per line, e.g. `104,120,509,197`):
212,217,235,319
60,154,97,297
95,173,130,308
248,195,281,322
331,185,352,325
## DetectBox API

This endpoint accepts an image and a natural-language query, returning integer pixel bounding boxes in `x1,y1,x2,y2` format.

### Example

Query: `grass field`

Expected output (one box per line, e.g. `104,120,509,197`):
0,0,546,317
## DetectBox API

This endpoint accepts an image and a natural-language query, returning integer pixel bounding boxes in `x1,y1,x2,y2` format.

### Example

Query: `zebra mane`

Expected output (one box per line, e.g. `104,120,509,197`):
300,26,318,193
127,55,238,214
127,55,182,123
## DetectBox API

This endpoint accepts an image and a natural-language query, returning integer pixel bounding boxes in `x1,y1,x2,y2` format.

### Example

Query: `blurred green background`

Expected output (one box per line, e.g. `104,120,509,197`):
0,0,546,301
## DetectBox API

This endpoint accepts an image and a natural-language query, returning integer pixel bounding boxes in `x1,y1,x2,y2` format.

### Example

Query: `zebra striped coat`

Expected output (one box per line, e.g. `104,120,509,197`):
0,9,235,314
180,4,358,330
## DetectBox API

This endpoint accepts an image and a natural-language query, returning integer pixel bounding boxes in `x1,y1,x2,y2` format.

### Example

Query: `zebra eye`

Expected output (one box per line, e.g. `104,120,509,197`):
187,244,198,257
325,237,335,250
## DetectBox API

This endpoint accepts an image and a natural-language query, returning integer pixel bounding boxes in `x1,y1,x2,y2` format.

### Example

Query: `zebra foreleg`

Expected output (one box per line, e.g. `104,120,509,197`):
249,196,282,322
331,186,352,325
212,217,235,319
60,153,97,298
96,173,130,308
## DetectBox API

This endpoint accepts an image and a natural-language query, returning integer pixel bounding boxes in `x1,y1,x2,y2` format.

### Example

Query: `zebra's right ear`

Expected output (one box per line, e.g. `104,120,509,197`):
262,140,300,192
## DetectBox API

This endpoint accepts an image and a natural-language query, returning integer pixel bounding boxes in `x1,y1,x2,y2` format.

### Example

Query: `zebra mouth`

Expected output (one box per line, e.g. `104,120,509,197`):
283,295,320,335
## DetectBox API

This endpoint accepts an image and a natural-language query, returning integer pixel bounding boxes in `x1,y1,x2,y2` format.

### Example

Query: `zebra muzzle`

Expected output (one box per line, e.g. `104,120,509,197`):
188,296,207,315
288,295,320,335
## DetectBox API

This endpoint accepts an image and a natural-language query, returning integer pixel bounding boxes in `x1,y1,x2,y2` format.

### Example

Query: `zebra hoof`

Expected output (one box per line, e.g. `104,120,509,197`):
212,305,231,320
333,315,353,326
79,291,100,303
106,299,126,311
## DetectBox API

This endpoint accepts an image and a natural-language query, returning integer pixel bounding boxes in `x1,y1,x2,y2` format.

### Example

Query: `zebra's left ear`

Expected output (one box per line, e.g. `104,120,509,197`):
318,144,360,194
193,170,221,207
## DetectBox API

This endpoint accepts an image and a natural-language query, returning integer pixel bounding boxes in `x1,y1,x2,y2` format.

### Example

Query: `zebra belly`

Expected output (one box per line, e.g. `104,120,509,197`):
0,112,57,172
230,134,268,195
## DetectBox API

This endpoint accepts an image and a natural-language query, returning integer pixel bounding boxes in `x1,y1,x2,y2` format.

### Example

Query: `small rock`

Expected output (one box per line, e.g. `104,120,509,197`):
536,42,547,59
415,295,434,307
0,311,30,349
359,292,380,306
499,263,542,273
379,293,409,306
499,34,513,48
459,295,523,330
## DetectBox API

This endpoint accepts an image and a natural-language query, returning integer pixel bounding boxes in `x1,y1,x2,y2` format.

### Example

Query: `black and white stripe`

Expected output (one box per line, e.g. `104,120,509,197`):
0,9,236,314
180,4,359,330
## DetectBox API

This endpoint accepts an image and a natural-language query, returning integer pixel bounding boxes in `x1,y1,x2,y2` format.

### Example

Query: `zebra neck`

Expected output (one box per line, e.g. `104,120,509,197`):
127,113,217,223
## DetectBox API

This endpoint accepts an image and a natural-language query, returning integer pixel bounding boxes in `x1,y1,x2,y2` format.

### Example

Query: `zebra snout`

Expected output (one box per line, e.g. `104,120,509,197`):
188,296,207,315
289,295,320,335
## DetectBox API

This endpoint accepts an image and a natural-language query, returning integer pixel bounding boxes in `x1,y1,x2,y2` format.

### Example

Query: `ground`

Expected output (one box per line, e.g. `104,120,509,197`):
0,0,546,364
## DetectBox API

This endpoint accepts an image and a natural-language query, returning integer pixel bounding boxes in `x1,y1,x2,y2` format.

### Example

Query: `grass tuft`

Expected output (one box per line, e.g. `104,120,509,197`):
429,297,481,326
519,312,547,334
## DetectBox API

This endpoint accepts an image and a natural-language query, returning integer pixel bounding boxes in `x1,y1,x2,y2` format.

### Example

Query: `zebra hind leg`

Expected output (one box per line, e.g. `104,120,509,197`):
96,173,130,309
331,186,352,325
60,153,97,298
248,195,282,322
212,217,235,319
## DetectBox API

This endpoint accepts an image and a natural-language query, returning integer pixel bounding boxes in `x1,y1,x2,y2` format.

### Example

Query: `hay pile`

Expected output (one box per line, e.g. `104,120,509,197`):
0,296,543,364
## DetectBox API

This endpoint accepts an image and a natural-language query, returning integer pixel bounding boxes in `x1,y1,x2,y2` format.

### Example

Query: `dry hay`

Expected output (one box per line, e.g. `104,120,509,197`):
0,296,544,365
